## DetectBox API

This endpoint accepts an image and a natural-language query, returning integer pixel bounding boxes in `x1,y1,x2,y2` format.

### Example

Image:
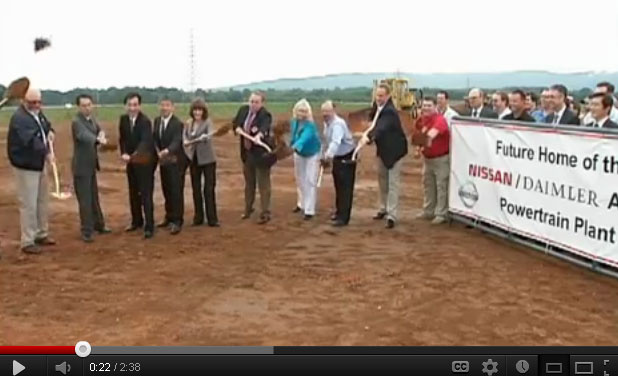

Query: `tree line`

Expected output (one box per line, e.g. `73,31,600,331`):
0,85,596,105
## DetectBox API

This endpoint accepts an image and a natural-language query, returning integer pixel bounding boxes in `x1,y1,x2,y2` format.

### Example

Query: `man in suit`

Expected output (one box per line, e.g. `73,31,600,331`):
118,92,157,239
545,84,580,125
492,91,512,119
586,92,618,129
232,92,273,225
71,94,111,243
504,90,536,122
360,84,408,229
153,98,183,235
7,87,57,254
464,88,498,119
436,90,459,129
583,82,618,125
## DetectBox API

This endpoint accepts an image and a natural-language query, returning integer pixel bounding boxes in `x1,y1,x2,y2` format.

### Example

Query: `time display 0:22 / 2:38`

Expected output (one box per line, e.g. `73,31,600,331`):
88,362,141,372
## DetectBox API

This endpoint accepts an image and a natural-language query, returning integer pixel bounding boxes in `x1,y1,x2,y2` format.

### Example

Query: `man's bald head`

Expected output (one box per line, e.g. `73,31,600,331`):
321,100,336,122
24,87,41,101
468,88,484,109
24,87,42,112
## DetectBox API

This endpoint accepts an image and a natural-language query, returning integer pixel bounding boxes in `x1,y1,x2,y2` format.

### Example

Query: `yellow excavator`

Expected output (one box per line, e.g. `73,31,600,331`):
347,77,421,134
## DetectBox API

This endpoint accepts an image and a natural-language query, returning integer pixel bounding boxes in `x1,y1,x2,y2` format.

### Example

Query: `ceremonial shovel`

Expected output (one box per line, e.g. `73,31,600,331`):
48,143,72,200
0,77,30,110
345,106,384,165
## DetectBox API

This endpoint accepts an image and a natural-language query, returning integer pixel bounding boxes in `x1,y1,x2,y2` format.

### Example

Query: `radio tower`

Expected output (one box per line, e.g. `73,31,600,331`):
189,28,196,93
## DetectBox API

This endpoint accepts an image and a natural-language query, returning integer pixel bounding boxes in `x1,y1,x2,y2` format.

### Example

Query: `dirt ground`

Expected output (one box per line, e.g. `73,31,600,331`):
1,114,617,346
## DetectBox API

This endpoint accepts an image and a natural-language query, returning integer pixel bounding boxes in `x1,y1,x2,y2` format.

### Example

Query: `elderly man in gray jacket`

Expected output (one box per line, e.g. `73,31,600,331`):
71,94,111,243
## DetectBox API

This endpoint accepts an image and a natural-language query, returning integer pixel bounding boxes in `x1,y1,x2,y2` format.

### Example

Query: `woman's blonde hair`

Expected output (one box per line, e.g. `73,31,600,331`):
293,98,313,121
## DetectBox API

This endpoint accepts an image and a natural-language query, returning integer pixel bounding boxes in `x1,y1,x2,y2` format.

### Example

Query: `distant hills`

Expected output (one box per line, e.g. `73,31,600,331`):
228,71,618,91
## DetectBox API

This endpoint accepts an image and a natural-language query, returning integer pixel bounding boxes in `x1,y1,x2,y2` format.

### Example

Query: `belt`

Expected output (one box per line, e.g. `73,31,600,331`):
425,152,449,159
334,150,354,160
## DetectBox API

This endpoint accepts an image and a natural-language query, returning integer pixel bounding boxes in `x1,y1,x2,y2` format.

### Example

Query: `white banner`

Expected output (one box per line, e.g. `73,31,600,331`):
449,119,618,267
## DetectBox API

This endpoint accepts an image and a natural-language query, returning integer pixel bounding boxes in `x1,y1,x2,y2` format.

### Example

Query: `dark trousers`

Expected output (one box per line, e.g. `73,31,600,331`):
242,160,271,215
73,173,105,236
126,163,155,232
190,159,218,225
332,151,356,224
159,161,183,226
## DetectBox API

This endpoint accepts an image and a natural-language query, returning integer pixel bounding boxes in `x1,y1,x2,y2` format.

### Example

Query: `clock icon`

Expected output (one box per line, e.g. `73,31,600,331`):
516,360,530,374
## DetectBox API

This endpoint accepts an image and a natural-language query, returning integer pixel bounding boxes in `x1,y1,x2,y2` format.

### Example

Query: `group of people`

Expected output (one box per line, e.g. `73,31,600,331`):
6,81,618,254
461,82,618,128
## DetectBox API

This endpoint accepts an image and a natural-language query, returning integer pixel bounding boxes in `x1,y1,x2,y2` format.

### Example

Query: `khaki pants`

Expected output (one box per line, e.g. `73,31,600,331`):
422,154,450,219
377,157,403,222
242,161,271,215
14,167,50,248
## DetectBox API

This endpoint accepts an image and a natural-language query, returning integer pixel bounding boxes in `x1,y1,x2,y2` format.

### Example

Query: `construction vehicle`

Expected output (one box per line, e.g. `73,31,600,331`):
371,78,421,113
347,77,422,135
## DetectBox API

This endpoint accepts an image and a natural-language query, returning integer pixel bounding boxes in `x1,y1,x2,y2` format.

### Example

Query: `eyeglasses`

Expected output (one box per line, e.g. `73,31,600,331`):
26,100,42,105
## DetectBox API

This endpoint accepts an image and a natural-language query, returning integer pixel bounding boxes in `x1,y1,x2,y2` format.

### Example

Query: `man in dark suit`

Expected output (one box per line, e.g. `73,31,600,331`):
71,94,111,243
464,88,498,119
153,98,183,235
503,90,536,122
232,92,274,224
545,84,580,125
360,83,408,229
118,92,157,239
7,87,57,254
586,92,618,129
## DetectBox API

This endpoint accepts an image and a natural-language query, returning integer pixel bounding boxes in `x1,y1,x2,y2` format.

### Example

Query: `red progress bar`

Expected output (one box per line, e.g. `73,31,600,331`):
0,346,74,354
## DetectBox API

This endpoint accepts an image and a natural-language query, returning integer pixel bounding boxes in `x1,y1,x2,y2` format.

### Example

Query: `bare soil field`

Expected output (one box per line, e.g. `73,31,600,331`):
1,114,617,346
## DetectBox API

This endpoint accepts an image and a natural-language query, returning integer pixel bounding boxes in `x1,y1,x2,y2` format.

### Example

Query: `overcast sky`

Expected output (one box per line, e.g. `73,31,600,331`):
1,0,617,91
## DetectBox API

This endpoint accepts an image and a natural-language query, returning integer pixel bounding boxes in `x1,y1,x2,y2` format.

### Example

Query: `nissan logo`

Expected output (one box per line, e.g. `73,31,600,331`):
458,181,479,209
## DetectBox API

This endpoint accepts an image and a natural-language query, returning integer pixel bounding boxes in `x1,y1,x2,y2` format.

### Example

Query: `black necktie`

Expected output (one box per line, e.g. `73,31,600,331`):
472,109,478,118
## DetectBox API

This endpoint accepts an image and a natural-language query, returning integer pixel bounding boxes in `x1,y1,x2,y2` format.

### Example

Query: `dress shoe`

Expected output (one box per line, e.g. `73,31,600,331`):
303,214,314,221
330,214,338,221
415,212,434,221
170,225,181,235
157,220,170,228
431,216,447,225
332,220,347,227
96,227,112,235
292,206,302,213
208,222,220,228
21,245,42,254
373,211,387,220
192,220,204,226
257,213,271,225
125,224,140,232
144,231,154,239
35,237,56,246
385,219,395,229
82,234,94,243
241,209,255,220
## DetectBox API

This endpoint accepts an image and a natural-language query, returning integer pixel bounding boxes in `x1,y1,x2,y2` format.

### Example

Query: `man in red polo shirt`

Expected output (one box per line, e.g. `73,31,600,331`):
413,97,450,225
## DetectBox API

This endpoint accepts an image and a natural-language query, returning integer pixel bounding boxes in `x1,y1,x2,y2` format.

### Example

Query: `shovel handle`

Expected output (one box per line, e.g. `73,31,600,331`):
236,128,273,153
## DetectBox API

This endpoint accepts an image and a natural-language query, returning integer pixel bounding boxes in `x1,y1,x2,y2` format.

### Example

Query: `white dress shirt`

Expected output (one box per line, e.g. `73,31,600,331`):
553,105,567,124
440,106,459,128
497,108,512,120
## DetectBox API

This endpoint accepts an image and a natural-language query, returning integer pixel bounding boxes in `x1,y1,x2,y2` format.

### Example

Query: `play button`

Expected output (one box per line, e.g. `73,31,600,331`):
12,360,25,376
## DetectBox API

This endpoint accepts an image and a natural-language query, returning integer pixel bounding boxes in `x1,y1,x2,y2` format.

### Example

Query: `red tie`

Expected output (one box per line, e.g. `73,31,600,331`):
244,112,256,150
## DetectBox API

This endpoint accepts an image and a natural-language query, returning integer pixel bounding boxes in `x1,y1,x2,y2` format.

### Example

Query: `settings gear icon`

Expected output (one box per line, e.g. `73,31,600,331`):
482,358,499,376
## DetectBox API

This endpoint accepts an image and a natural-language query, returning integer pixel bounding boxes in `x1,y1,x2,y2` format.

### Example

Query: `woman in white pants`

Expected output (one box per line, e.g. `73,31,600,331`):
290,99,322,220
